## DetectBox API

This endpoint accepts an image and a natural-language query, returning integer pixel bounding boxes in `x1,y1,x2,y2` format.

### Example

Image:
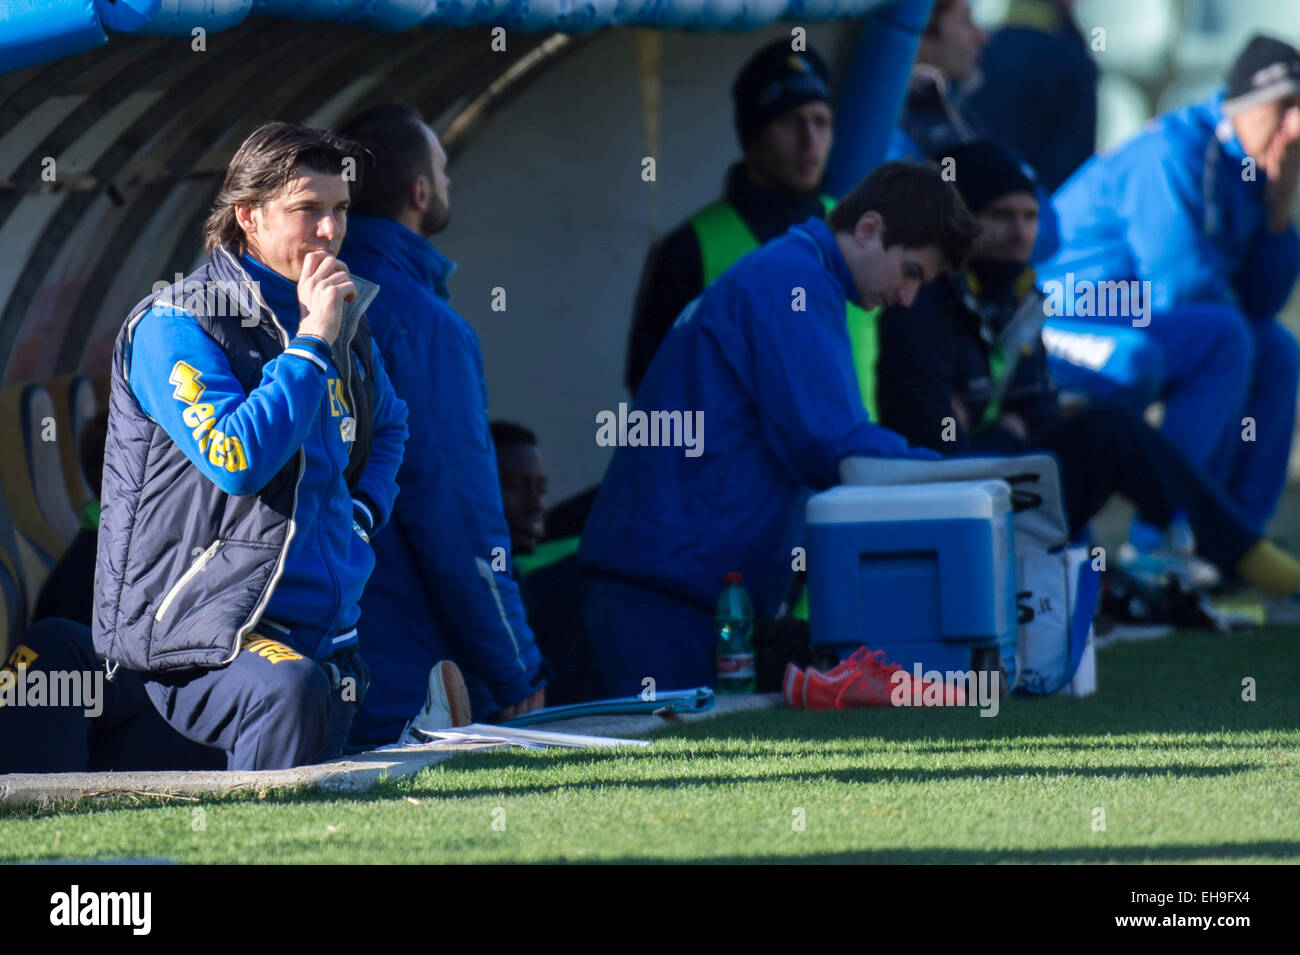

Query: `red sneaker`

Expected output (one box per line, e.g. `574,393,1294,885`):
874,654,967,707
801,664,887,709
800,649,886,709
781,654,879,709
782,663,805,708
823,646,873,678
803,649,967,708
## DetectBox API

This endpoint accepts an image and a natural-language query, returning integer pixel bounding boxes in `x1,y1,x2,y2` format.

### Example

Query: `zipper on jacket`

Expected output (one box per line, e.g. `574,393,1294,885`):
155,540,224,622
220,248,305,664
321,409,342,628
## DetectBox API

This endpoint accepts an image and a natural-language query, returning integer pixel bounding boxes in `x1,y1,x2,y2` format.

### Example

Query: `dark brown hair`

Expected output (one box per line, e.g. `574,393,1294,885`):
339,103,433,219
203,121,365,255
490,420,539,450
826,160,979,272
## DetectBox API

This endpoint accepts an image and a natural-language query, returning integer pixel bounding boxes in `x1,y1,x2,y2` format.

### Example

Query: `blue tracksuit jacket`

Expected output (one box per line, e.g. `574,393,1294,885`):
128,252,408,658
1041,91,1300,318
341,214,546,744
579,217,935,619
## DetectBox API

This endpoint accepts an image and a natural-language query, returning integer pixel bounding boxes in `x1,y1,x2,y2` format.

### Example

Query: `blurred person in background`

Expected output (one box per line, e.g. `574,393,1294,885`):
964,0,1098,193
888,0,1059,264
491,421,594,705
624,38,837,395
889,0,988,160
877,140,1300,610
1040,35,1300,560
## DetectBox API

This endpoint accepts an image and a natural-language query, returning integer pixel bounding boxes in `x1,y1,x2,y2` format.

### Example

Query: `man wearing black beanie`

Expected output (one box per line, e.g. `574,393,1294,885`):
876,140,1300,614
623,38,837,395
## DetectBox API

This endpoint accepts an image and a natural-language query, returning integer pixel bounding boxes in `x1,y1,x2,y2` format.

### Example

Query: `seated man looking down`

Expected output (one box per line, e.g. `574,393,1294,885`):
876,140,1300,607
579,161,978,697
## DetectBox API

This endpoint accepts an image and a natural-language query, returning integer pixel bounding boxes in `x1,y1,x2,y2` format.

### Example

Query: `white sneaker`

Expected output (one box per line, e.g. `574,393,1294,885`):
401,660,472,744
1116,541,1221,591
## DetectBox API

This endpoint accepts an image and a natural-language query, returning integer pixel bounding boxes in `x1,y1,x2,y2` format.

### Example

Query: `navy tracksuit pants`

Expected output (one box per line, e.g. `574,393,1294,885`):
0,617,223,774
1046,305,1299,533
0,618,368,773
1035,403,1260,571
145,630,370,771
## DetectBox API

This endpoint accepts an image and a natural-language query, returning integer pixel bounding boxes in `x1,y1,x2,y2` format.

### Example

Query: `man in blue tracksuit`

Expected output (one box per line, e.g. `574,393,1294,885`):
963,0,1098,194
95,122,409,770
578,162,978,697
1040,35,1300,534
338,104,547,745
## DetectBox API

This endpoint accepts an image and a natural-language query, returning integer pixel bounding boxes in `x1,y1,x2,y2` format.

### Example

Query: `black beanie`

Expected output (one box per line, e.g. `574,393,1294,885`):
732,40,831,149
1224,34,1300,115
938,140,1037,214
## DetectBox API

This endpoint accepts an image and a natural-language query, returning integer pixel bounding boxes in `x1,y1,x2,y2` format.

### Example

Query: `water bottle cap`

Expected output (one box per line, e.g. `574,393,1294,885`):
724,571,742,585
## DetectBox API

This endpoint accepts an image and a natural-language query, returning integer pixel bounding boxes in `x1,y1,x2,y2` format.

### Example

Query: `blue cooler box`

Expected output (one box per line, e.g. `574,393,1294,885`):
805,480,1016,672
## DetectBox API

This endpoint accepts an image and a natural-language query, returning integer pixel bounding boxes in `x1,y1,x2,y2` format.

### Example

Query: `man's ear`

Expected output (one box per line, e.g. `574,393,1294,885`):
234,202,257,238
855,210,884,245
410,175,430,213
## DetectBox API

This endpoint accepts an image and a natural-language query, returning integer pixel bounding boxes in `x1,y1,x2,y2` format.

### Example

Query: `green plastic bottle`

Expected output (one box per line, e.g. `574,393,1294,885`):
714,571,755,694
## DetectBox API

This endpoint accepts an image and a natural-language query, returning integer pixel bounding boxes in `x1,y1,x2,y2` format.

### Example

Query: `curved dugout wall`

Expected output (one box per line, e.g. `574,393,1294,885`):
0,17,855,500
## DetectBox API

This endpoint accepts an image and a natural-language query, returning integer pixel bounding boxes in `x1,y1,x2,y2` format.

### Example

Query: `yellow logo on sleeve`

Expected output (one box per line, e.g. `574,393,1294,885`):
0,644,38,707
170,361,205,404
327,378,350,418
169,360,249,474
328,378,356,443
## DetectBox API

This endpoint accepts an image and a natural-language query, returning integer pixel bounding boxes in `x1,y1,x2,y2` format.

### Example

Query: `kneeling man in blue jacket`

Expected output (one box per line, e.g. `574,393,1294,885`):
339,105,548,745
96,122,409,770
578,161,979,697
1041,34,1300,538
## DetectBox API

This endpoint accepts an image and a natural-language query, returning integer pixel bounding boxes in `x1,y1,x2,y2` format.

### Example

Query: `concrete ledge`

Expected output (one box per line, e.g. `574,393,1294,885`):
0,738,504,809
0,693,781,808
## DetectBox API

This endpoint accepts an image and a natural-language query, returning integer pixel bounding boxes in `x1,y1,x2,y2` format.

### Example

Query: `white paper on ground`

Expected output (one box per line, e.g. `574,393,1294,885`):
380,724,650,750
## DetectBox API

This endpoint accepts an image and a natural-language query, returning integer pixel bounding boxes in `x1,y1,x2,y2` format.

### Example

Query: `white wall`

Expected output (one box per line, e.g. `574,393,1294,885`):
436,22,853,502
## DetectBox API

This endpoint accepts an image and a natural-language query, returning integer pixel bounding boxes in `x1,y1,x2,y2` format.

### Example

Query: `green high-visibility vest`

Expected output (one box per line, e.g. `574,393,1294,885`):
514,535,580,577
689,197,880,421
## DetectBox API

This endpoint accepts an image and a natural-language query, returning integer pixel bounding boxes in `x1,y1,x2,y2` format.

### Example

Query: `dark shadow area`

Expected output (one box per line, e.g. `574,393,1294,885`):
554,841,1300,864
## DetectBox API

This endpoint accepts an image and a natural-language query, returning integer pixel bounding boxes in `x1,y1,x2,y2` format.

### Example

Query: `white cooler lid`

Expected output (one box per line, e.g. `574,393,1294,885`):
806,479,1012,523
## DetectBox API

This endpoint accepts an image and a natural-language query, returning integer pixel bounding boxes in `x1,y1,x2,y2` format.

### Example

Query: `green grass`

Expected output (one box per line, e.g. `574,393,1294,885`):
2,627,1298,864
